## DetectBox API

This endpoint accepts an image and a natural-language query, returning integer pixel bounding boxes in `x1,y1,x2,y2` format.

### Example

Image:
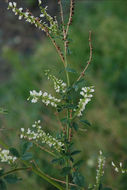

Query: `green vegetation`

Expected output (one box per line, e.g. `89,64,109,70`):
0,0,127,189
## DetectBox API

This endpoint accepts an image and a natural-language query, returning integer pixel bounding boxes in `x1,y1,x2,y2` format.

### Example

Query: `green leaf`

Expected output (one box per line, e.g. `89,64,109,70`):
4,174,21,184
65,67,77,74
21,152,33,161
0,179,7,190
80,120,91,126
72,122,78,131
21,142,33,155
103,188,112,190
71,150,81,156
9,147,20,158
61,167,71,176
73,79,85,91
72,172,85,187
73,160,84,168
61,118,69,124
51,158,65,165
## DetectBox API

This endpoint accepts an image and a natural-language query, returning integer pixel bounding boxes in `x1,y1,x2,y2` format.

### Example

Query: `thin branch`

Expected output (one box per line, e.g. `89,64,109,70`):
0,167,31,178
45,174,77,187
28,10,65,67
32,160,77,187
33,142,56,157
47,33,65,66
58,0,66,38
66,0,75,37
0,140,64,190
77,31,93,81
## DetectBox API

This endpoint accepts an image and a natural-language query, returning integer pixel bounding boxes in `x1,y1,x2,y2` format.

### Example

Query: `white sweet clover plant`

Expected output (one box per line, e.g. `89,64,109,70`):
0,148,17,165
0,1,125,190
20,120,64,152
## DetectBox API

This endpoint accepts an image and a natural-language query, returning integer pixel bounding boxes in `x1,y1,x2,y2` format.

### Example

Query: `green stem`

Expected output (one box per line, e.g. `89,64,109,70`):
0,167,30,178
65,51,70,87
64,42,70,190
33,142,56,157
0,140,64,190
66,174,69,190
31,166,64,190
66,111,70,190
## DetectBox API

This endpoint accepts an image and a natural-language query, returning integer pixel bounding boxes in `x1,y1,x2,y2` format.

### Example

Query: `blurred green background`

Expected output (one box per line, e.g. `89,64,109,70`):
0,0,127,189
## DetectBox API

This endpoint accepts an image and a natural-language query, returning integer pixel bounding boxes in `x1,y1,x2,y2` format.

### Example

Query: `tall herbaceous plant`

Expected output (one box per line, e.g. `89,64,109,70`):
0,1,126,190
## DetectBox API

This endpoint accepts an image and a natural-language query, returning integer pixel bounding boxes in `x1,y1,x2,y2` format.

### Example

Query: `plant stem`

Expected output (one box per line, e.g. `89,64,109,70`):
66,173,69,190
0,167,31,178
64,42,70,190
65,52,70,87
33,142,56,157
0,140,64,190
64,44,70,190
30,166,64,190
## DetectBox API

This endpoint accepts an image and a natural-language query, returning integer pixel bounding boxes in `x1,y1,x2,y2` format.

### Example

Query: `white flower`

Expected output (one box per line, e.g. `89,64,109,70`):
20,134,23,139
13,2,17,7
21,128,24,132
45,70,67,93
43,92,48,97
38,0,42,5
25,12,29,17
40,14,44,18
19,8,23,12
19,15,23,20
112,161,127,174
75,86,94,117
9,2,13,7
112,161,115,167
0,148,17,164
20,121,64,152
115,167,119,172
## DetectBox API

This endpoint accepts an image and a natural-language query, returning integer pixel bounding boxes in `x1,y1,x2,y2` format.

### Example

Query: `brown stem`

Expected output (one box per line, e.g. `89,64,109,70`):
33,142,56,157
28,10,65,67
77,31,93,81
66,0,75,37
32,160,77,187
47,33,65,66
58,0,66,37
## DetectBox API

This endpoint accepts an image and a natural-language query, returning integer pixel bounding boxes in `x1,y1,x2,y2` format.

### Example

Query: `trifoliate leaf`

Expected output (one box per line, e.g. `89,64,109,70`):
21,152,33,161
9,147,20,158
72,172,85,187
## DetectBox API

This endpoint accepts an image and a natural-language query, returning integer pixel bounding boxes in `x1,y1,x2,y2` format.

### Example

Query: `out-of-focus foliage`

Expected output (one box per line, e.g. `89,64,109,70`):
0,0,127,189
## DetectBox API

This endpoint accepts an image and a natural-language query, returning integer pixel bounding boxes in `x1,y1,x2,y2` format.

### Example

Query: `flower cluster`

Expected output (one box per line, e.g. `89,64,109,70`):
38,2,59,34
75,86,94,117
28,90,42,103
8,1,58,35
94,151,105,189
0,148,17,164
112,161,127,174
28,90,61,107
20,120,64,152
45,70,67,93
